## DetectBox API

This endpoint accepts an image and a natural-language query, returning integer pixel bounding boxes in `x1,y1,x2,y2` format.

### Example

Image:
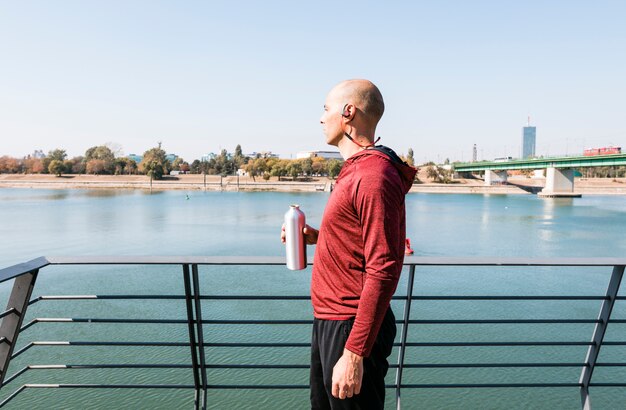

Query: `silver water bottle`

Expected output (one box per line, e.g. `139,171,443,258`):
284,205,307,270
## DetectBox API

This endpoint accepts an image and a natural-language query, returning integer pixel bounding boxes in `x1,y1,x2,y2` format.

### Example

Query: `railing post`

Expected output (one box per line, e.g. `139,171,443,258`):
182,264,201,410
395,264,415,410
0,270,38,385
191,264,208,410
579,264,625,410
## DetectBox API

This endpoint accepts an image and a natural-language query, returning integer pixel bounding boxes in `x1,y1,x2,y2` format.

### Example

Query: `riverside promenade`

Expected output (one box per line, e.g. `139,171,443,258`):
2,174,626,195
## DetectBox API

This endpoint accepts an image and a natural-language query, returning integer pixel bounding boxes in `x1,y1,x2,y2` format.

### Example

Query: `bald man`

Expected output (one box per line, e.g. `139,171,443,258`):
286,80,416,409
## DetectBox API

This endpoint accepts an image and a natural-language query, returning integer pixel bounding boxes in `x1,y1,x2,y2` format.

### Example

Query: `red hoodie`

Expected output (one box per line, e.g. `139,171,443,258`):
311,147,416,357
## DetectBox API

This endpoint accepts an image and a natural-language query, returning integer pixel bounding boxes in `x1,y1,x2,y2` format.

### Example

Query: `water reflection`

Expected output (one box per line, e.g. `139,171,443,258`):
0,191,70,201
83,189,136,198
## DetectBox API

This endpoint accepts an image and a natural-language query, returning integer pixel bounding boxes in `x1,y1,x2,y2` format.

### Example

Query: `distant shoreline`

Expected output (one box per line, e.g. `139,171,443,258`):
1,174,626,195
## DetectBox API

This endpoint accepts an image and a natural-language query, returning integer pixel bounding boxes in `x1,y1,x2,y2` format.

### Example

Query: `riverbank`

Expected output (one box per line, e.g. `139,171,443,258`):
1,174,626,195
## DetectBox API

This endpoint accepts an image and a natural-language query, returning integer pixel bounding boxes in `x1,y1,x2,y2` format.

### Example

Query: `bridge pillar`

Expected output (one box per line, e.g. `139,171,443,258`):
539,167,581,197
484,170,507,186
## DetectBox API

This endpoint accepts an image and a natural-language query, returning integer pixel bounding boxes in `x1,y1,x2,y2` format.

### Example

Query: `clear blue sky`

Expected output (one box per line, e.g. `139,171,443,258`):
1,1,625,164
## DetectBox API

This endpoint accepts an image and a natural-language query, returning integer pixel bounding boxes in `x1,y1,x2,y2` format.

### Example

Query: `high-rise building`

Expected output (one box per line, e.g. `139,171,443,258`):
522,120,536,158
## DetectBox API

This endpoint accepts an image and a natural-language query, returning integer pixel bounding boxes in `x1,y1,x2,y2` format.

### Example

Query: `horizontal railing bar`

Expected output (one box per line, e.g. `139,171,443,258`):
0,308,17,319
28,364,192,369
23,383,195,389
19,363,311,370
199,385,310,389
200,295,311,300
0,385,26,407
18,383,307,390
3,256,626,285
1,366,28,387
42,256,626,266
2,364,195,386
398,363,586,368
19,319,37,333
411,296,607,300
10,343,34,360
24,318,187,325
0,257,48,284
46,256,291,266
201,320,312,325
29,341,191,347
589,383,626,387
404,342,593,346
203,342,310,348
28,294,614,303
30,295,186,305
399,383,582,388
15,340,607,352
11,342,190,359
597,342,626,345
407,319,600,324
18,317,608,328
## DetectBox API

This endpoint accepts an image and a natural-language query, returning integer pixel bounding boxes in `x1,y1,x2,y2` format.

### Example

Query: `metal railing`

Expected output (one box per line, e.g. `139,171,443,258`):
1,256,626,409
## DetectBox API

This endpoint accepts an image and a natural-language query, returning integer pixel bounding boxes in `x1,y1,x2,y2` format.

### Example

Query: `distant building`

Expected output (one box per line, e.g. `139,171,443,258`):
522,125,536,158
296,151,342,160
165,154,179,162
248,151,279,159
127,154,142,163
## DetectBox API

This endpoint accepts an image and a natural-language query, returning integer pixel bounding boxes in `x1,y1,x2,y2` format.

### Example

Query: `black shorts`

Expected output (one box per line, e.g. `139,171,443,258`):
310,308,397,410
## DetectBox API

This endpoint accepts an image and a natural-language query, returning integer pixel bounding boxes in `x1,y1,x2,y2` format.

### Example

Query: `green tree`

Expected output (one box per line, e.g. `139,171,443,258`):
171,157,184,171
287,161,302,180
84,145,115,174
327,159,343,179
86,159,107,174
190,160,202,174
140,145,170,180
270,159,288,181
0,156,22,173
214,149,234,176
311,157,327,176
70,156,86,174
427,165,452,183
48,160,66,177
407,148,415,167
244,158,261,181
48,149,67,162
113,157,137,175
301,158,313,177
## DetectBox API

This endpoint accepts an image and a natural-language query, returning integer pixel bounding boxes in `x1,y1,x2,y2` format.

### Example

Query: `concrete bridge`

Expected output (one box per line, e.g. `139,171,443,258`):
454,154,626,197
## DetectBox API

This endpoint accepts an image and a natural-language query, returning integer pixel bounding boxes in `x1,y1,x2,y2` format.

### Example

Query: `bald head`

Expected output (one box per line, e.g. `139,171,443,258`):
331,79,385,125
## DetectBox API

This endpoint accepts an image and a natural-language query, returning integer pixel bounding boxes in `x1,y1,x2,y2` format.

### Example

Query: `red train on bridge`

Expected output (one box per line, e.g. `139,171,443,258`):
583,146,622,156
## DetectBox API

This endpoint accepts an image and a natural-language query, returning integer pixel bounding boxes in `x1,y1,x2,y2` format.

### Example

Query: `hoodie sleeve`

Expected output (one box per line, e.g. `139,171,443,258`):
344,156,405,357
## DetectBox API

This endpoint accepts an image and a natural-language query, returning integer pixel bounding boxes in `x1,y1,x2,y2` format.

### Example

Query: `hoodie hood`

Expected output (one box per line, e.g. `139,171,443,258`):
346,145,417,193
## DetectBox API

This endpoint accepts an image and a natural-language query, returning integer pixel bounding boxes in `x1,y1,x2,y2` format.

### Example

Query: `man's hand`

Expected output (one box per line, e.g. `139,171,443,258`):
331,348,363,399
281,224,319,245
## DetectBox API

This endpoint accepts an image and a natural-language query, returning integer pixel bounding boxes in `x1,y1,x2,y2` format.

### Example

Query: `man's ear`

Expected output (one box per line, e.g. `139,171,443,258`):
341,104,355,120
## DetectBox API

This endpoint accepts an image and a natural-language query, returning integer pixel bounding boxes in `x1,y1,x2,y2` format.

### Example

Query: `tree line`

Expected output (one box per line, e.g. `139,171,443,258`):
0,144,419,181
0,144,171,178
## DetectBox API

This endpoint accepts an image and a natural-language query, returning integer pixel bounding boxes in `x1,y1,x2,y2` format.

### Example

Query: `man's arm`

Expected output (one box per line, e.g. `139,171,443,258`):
332,160,404,398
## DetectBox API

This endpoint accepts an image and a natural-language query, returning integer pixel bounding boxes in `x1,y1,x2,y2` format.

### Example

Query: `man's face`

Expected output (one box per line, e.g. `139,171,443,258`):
320,88,343,147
